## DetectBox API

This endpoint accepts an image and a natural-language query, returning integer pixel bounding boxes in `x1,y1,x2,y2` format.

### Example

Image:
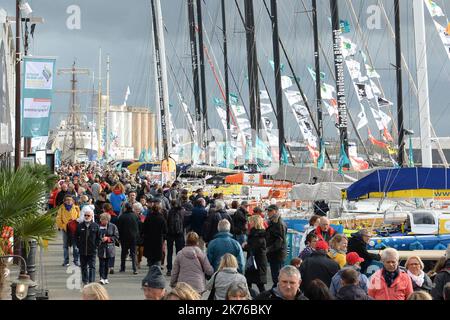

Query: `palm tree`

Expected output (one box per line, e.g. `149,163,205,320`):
0,165,57,298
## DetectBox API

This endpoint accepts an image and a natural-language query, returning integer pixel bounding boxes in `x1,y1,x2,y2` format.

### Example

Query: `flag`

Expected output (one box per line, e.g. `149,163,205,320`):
341,37,357,57
229,93,239,105
368,128,388,148
213,97,224,106
307,66,325,81
122,86,130,106
256,136,271,162
281,76,293,89
321,83,335,99
317,140,325,169
355,83,368,101
377,96,393,107
370,107,385,130
425,0,445,17
340,19,351,33
138,148,146,162
30,24,36,38
356,105,368,130
269,59,285,72
281,145,289,165
338,143,351,175
307,145,320,163
146,148,153,161
383,128,394,142
350,156,369,171
192,144,202,164
365,64,380,78
408,135,414,167
345,59,361,79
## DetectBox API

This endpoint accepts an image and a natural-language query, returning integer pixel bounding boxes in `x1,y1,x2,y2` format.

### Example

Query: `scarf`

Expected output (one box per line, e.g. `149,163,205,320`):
383,268,400,288
113,189,122,195
64,204,73,212
407,270,425,287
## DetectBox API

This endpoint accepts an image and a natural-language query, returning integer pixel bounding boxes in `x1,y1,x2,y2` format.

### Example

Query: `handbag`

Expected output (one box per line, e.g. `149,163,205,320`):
207,272,219,300
246,254,258,272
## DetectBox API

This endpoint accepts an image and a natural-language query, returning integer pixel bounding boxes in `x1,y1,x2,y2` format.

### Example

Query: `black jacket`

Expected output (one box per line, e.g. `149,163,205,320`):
55,190,68,207
143,210,168,261
335,285,372,300
232,207,248,236
266,215,287,263
202,209,232,243
411,273,433,293
347,232,380,273
167,206,186,236
431,259,450,300
97,222,119,259
116,211,140,244
244,228,268,284
256,288,308,300
299,251,340,297
76,221,101,256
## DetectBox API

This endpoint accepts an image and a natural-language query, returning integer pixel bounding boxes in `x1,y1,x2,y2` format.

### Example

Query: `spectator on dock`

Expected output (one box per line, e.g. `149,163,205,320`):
308,217,336,243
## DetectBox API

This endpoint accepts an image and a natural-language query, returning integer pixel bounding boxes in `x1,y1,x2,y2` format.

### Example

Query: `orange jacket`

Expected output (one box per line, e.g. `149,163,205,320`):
368,269,413,300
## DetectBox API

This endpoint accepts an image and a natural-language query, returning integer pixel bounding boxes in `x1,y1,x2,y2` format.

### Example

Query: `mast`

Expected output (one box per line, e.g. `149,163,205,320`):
105,55,110,160
413,0,432,168
14,0,21,170
196,0,208,149
221,0,230,134
187,0,202,148
312,0,323,148
97,48,102,159
270,0,285,163
394,0,405,167
243,0,261,162
329,0,349,167
150,0,170,160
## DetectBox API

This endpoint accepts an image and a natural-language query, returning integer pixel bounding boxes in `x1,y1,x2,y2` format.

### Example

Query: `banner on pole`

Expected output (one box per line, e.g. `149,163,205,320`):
22,56,56,137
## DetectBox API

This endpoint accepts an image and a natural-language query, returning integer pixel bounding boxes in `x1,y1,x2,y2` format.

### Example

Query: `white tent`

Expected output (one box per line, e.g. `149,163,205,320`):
289,182,351,201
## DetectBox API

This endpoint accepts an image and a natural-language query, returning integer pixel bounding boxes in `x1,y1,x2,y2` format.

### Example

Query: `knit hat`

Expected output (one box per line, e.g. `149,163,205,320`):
142,265,166,288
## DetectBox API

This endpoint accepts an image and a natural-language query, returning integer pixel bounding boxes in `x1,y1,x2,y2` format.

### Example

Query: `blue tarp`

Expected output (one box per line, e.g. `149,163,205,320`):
346,168,450,201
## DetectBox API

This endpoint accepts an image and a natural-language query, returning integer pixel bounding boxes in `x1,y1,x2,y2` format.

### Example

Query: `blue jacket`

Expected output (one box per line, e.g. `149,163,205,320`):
207,232,245,273
190,206,208,236
330,266,369,297
109,193,126,213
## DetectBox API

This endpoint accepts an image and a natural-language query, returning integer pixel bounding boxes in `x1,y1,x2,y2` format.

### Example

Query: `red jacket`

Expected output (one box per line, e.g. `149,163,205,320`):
49,189,59,206
368,269,413,300
314,226,336,242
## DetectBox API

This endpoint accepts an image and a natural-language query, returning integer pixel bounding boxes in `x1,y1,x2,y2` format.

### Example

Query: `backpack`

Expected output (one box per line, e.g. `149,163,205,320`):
168,209,184,235
67,219,79,236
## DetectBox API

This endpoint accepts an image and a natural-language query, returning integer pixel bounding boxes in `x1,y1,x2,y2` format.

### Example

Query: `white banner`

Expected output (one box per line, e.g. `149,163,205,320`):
24,61,54,90
23,98,51,118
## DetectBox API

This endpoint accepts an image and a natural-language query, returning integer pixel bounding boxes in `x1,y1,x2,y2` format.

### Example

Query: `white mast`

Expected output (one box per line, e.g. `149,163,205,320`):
105,55,110,160
413,0,433,168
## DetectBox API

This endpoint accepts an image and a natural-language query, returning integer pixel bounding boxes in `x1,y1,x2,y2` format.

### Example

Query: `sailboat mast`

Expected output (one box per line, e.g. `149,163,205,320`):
97,48,102,159
243,0,261,161
269,0,285,162
196,0,208,149
413,0,432,168
329,0,349,166
221,0,231,133
394,0,405,167
150,0,170,160
187,0,202,149
105,55,110,160
312,0,323,146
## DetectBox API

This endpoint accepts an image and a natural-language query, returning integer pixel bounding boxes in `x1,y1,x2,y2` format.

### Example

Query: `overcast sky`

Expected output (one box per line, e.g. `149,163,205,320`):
3,0,450,145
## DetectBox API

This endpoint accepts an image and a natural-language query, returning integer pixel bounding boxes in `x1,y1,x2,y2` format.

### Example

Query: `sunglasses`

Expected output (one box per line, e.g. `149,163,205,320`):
84,214,92,217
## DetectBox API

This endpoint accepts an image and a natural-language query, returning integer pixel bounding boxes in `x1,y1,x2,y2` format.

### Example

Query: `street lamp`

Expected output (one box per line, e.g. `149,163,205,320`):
0,254,36,300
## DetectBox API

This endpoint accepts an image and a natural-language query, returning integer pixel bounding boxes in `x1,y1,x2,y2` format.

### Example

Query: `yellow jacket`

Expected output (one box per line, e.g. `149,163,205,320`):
56,205,80,231
328,251,346,269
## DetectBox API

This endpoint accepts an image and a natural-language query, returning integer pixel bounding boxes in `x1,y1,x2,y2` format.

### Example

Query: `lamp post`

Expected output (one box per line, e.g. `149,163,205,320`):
0,254,36,300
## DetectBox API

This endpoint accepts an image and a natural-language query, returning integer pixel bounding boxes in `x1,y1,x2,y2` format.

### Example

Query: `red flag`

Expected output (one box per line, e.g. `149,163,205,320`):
368,128,388,148
307,145,320,163
383,128,394,142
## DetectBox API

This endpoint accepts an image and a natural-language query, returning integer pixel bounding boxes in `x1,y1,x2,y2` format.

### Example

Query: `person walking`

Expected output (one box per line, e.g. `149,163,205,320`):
206,253,247,300
143,199,168,266
203,200,232,245
109,183,126,217
368,248,413,300
256,266,308,300
431,245,450,300
116,202,140,274
206,219,245,273
308,217,336,243
347,229,381,274
265,205,287,288
232,201,249,245
170,232,214,294
244,215,268,294
76,208,101,285
56,195,81,267
97,213,119,284
190,198,208,249
299,240,340,299
166,200,186,276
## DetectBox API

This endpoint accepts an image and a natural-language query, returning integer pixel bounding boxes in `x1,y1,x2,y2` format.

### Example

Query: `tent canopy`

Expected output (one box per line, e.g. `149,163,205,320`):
290,182,350,201
346,168,450,201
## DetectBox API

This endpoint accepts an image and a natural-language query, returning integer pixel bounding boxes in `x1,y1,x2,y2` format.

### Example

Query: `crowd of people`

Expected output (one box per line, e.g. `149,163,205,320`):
52,163,450,301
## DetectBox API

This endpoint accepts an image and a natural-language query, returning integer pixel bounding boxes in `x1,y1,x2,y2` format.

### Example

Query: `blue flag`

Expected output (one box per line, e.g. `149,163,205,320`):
317,140,326,169
340,19,351,33
408,136,414,167
338,143,350,175
269,59,285,72
229,93,239,105
138,149,146,162
213,97,224,106
281,145,289,165
146,149,152,162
